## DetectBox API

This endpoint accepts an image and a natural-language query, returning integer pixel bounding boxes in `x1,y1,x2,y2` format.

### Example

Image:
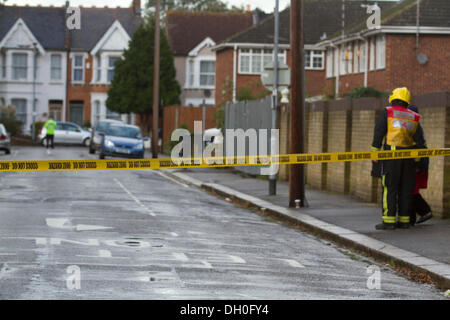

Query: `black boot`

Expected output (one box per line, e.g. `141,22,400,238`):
397,223,410,229
375,223,396,230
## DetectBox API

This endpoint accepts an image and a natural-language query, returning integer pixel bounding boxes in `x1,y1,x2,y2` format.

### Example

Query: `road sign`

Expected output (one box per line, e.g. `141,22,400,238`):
260,61,291,90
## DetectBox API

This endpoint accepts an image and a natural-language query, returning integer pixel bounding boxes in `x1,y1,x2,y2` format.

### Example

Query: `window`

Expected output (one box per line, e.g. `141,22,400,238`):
199,61,215,87
12,53,28,80
369,37,375,71
1,53,6,79
96,56,102,82
11,99,27,126
107,57,120,83
310,50,324,70
376,35,386,70
188,60,195,87
50,54,62,81
326,49,333,78
73,55,84,82
359,41,367,73
333,47,339,77
346,44,352,74
353,42,359,74
340,46,346,76
238,48,286,74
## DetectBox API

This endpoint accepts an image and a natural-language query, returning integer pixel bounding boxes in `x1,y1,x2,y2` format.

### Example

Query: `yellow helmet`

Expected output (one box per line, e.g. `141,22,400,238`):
389,87,411,105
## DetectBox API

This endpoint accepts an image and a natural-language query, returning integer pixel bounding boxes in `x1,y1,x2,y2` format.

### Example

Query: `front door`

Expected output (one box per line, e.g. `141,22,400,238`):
69,103,84,127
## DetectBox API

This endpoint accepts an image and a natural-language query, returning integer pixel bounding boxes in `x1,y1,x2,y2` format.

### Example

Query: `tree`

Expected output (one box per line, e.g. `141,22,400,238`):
146,0,244,14
106,21,181,135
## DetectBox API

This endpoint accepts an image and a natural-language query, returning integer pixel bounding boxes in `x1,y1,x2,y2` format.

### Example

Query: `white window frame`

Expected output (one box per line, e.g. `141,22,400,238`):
340,45,347,76
199,60,216,88
326,49,333,78
333,47,339,77
11,98,27,126
12,52,28,81
369,37,375,71
107,56,120,84
306,50,325,70
187,59,195,88
0,52,6,79
50,53,63,81
238,48,286,75
359,40,367,73
376,34,386,70
353,41,359,74
72,54,85,83
346,44,353,74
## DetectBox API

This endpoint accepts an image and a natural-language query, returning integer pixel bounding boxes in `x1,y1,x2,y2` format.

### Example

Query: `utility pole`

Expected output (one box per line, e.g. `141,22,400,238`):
269,0,280,196
289,0,306,208
152,0,160,158
32,42,38,145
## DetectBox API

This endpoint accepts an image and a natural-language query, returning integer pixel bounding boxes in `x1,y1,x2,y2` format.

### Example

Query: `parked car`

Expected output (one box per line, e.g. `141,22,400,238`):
38,122,91,146
0,123,11,154
89,119,123,154
99,124,148,159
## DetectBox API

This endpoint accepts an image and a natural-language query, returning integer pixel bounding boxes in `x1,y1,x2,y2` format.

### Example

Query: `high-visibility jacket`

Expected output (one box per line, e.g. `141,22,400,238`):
372,106,425,151
44,120,57,135
386,106,420,148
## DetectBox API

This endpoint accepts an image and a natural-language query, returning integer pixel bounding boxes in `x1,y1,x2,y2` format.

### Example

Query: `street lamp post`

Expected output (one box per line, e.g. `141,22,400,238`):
32,42,38,144
152,0,161,158
269,0,280,196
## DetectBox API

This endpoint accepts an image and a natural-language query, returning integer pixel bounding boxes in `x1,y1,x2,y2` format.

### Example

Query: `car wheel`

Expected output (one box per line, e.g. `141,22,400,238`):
89,147,95,154
83,138,91,147
99,154,105,160
5,149,11,155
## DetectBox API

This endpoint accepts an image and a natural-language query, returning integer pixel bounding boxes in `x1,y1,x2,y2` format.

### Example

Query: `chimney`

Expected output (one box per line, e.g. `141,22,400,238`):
132,0,141,16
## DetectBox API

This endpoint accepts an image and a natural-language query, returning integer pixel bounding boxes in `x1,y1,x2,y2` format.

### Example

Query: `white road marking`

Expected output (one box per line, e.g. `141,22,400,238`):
188,231,204,235
0,253,16,256
173,253,189,262
170,232,178,237
46,218,70,229
229,255,246,264
282,259,305,268
77,249,127,259
46,218,113,231
114,178,156,217
153,170,189,188
75,224,113,231
200,260,213,269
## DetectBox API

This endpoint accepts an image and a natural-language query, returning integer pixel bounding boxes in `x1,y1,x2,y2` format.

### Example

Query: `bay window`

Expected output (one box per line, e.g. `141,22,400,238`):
12,53,28,80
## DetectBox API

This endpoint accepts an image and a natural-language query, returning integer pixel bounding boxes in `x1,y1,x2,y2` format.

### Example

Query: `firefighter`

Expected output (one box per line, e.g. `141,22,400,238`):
371,87,426,230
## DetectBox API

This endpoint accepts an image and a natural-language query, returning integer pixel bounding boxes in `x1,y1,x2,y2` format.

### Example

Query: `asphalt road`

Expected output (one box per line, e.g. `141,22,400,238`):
0,146,444,299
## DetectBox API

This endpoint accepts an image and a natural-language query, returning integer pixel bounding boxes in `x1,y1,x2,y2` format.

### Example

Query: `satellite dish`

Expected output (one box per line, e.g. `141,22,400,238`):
417,52,428,65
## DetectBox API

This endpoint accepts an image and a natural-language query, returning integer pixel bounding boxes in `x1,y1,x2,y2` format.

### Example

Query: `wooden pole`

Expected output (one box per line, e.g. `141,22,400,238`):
152,0,161,158
289,0,306,207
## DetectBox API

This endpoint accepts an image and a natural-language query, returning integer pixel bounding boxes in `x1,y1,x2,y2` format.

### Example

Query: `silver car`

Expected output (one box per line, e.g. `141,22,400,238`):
0,123,11,154
39,122,91,146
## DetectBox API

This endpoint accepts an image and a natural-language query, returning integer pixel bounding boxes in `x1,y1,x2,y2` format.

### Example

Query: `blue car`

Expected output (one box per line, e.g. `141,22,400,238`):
99,124,148,159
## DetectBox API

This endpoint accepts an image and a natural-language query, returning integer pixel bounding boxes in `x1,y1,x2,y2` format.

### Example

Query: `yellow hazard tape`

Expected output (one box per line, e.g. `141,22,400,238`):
0,148,448,172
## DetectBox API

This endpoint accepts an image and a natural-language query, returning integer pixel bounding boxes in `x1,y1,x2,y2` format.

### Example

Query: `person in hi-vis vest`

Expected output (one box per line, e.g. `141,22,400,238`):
44,115,57,151
371,87,426,230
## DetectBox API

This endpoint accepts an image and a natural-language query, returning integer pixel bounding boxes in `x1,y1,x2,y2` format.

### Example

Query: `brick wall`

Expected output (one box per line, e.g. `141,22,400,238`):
326,99,352,194
325,34,450,96
279,92,450,218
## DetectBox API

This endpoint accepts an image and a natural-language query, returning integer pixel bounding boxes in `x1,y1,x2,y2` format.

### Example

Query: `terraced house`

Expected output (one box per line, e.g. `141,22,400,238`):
0,1,141,133
318,0,450,96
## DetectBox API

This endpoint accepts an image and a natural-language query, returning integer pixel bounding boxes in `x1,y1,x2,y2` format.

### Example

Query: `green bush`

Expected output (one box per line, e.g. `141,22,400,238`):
0,105,23,136
348,86,388,99
30,121,45,140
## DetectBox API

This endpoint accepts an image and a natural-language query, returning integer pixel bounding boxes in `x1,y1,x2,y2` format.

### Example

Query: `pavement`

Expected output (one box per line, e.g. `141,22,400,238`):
0,147,447,299
164,166,450,290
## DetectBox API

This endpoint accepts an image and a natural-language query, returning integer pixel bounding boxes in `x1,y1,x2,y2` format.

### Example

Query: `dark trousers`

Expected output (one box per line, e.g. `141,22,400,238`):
45,134,54,149
381,159,416,225
409,193,431,225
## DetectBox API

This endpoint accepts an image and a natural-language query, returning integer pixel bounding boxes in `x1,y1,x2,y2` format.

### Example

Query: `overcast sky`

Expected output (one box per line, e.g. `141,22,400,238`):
6,0,291,13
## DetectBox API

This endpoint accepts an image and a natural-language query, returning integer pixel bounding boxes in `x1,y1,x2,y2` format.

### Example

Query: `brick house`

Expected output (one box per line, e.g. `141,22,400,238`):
319,0,450,96
0,1,141,133
212,0,398,106
165,11,255,107
66,2,141,127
